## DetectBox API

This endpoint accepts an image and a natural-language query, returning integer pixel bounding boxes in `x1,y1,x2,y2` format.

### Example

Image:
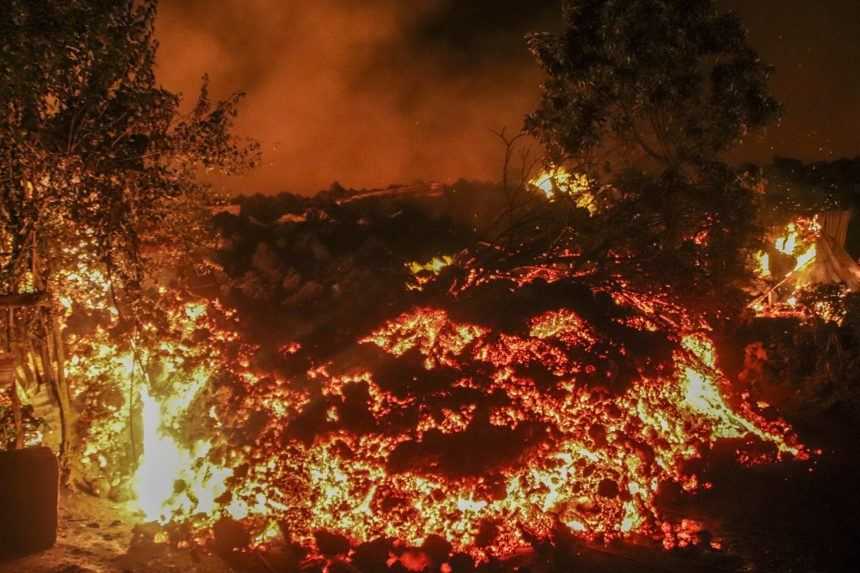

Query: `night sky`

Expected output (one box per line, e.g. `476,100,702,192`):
156,0,860,194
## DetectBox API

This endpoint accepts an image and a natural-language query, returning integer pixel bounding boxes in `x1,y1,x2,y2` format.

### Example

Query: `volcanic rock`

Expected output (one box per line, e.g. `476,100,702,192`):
598,478,620,499
313,530,351,556
212,517,250,554
421,534,452,563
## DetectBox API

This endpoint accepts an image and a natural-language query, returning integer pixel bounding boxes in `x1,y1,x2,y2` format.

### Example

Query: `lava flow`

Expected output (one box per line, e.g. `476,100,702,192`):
59,257,810,563
49,213,810,562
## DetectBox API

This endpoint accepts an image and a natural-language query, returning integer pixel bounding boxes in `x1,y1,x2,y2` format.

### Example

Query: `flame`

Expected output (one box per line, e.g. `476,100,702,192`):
133,375,233,523
406,255,454,291
135,384,188,521
529,167,596,213
408,256,454,276
752,217,821,315
754,218,819,281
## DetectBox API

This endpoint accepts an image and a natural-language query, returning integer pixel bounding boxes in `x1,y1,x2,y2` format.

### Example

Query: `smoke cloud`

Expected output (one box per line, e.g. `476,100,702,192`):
155,0,860,195
156,0,559,195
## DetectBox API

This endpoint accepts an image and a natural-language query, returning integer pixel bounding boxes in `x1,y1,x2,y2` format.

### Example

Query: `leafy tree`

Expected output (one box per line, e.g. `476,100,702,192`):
526,0,779,173
0,0,257,474
491,0,784,319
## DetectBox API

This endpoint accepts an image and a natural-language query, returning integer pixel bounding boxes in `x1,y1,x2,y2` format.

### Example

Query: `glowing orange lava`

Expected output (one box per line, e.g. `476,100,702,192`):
65,262,807,562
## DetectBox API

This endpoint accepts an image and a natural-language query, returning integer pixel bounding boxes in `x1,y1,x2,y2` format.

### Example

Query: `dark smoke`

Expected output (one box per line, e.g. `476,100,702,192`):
156,0,560,195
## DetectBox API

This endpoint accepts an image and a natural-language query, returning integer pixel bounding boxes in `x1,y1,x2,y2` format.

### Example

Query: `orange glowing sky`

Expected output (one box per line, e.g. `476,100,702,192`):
155,0,860,195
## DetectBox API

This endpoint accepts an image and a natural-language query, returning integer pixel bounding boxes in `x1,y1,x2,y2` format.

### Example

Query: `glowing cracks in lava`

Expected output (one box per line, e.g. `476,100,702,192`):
406,255,455,291
361,308,489,369
72,273,808,561
678,335,804,458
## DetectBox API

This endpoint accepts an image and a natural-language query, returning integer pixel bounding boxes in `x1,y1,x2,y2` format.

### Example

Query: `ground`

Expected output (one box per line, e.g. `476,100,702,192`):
1,403,857,573
0,495,230,573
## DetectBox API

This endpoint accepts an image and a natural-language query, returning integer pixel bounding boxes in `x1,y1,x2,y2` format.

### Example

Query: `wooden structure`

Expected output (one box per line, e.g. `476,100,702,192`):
803,211,860,290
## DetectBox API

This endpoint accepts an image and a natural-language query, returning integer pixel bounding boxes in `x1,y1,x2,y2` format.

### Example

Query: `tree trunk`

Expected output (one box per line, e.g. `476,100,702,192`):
10,380,23,450
37,310,75,481
50,309,78,482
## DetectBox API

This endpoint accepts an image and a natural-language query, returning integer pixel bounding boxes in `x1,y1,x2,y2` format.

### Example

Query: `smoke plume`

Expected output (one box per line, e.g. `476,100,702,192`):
156,0,559,194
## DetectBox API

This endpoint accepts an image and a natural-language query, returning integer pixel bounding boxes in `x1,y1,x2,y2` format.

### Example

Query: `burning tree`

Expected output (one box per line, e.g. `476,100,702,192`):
0,0,257,476
517,0,781,318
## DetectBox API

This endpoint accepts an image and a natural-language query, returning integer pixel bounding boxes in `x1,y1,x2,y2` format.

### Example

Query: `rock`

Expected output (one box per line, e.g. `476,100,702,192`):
352,538,391,571
313,530,351,556
475,521,499,548
212,517,250,555
421,534,452,563
598,478,620,498
448,553,476,573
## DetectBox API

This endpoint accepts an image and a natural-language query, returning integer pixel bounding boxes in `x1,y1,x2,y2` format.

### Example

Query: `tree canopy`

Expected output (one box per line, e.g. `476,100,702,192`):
0,0,257,473
0,0,258,301
492,0,785,320
526,0,780,174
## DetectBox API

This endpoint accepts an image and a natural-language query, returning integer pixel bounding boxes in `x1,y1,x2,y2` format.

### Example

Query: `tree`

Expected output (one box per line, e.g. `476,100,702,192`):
0,0,258,476
526,0,779,173
486,0,784,320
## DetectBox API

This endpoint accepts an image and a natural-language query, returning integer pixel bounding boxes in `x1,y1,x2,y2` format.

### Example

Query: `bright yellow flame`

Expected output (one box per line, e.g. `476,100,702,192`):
406,256,455,291
408,256,454,276
529,167,596,213
135,385,185,521
753,217,821,314
133,374,233,523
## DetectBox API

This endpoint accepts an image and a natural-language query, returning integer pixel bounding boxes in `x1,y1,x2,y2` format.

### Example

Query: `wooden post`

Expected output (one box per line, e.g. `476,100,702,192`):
0,350,20,450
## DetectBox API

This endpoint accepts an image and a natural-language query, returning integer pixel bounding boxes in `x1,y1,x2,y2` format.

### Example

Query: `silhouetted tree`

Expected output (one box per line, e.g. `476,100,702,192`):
527,0,779,173
0,0,257,474
487,0,784,320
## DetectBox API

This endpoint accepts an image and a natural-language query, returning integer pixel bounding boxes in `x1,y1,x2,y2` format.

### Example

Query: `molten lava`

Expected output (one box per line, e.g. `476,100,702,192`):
63,256,808,562
114,303,803,560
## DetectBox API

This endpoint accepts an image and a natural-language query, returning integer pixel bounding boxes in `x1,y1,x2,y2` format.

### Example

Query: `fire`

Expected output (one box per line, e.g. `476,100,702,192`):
754,218,819,281
407,255,455,291
135,385,193,521
133,378,233,523
408,256,454,276
752,217,821,315
529,167,596,213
